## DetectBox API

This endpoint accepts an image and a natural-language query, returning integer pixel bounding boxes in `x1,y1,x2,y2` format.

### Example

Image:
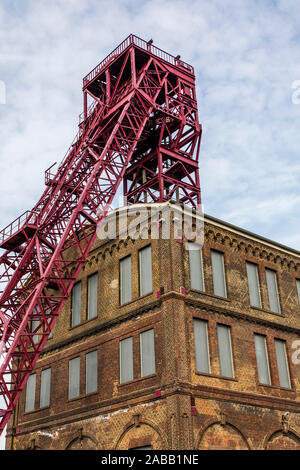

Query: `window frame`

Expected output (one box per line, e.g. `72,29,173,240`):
274,338,291,389
254,333,272,386
296,278,300,305
140,328,156,378
138,245,153,297
246,261,262,309
40,367,51,409
87,272,98,320
71,281,82,327
188,242,205,292
85,350,98,395
119,255,132,305
25,373,36,413
217,323,235,378
211,249,227,298
265,268,281,314
119,336,134,384
193,318,211,374
68,356,81,400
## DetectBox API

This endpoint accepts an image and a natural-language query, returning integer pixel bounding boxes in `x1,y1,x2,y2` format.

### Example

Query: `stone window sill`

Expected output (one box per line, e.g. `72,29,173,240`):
250,306,284,318
257,382,295,392
67,390,98,403
190,289,231,303
68,315,98,331
24,405,50,416
119,291,154,308
195,371,238,382
118,373,157,387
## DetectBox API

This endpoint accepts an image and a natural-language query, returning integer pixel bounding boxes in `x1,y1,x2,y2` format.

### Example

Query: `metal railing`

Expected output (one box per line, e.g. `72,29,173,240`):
45,162,57,186
79,99,99,124
83,34,194,87
0,211,38,245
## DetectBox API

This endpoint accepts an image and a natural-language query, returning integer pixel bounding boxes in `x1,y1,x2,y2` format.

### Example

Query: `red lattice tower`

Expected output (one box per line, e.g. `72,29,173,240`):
0,34,201,434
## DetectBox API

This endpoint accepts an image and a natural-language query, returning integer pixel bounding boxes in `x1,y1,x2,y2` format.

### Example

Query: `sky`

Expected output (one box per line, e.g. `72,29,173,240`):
0,0,300,448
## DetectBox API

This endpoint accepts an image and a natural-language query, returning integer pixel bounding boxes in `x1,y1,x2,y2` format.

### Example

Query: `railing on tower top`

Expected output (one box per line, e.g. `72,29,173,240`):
0,211,38,246
83,34,194,88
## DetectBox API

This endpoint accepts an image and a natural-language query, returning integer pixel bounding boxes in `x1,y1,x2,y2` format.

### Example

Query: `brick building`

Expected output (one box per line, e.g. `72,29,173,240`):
5,207,300,450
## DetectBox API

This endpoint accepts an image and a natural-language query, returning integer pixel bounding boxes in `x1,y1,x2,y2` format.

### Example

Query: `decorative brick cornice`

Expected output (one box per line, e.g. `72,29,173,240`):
185,296,300,335
204,223,300,272
9,379,300,438
40,298,161,356
167,380,300,413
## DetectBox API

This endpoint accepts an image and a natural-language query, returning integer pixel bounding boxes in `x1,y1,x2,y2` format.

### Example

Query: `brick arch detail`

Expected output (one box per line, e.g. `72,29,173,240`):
197,419,250,450
263,428,300,450
65,433,99,450
114,419,167,450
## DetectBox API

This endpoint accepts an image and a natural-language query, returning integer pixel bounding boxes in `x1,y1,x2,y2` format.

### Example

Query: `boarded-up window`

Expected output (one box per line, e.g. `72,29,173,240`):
139,246,152,296
120,337,133,384
140,329,156,377
86,350,98,394
275,339,291,389
40,368,51,408
246,262,261,308
193,319,210,374
217,325,234,378
69,357,80,399
188,243,204,291
265,269,280,314
71,282,81,327
120,256,132,304
87,273,98,320
25,374,36,412
254,334,271,385
211,250,227,298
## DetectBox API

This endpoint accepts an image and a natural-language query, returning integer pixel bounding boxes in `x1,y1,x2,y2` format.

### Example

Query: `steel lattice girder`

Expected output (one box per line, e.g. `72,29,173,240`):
0,34,201,434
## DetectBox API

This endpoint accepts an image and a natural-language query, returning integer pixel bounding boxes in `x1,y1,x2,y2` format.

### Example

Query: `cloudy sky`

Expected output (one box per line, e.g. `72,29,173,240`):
0,0,300,450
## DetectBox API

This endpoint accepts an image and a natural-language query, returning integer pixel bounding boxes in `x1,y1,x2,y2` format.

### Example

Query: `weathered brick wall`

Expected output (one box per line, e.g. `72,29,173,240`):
6,214,300,450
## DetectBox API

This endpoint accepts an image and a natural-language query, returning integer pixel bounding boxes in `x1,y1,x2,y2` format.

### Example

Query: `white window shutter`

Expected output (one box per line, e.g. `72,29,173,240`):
188,243,204,291
211,251,227,298
71,282,81,326
254,334,271,385
246,262,261,308
193,319,210,373
275,339,291,388
217,325,234,378
69,357,80,399
140,329,155,377
120,256,132,304
120,337,133,383
87,273,98,319
40,368,51,408
139,246,152,296
86,350,98,394
265,269,280,313
25,374,36,412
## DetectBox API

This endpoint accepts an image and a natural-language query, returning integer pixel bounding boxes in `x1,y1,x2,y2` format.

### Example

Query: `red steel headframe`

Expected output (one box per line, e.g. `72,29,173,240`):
0,34,202,435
